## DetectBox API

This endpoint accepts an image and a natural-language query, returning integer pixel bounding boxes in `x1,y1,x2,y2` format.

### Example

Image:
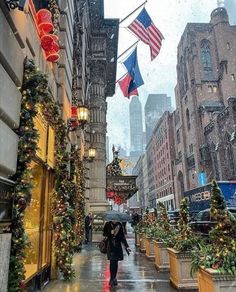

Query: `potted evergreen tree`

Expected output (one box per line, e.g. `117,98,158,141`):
144,222,156,259
153,202,176,270
191,181,236,292
168,198,202,290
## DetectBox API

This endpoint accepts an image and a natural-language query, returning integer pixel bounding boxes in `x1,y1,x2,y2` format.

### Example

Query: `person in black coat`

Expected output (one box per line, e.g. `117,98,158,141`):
103,220,130,287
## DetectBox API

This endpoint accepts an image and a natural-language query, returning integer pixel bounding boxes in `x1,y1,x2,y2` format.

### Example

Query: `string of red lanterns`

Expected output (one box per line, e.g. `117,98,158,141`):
106,191,127,205
36,9,60,62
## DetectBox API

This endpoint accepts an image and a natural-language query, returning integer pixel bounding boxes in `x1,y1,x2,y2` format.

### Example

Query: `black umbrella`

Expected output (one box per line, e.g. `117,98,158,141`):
102,210,132,222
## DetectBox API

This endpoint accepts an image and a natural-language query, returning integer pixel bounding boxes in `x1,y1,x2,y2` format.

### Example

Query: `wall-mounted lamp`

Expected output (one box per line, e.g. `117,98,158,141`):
77,105,89,127
88,147,96,159
83,147,96,163
68,105,90,132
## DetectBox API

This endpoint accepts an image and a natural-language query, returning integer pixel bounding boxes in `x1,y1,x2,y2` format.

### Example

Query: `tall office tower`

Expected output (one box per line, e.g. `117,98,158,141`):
145,94,172,144
129,96,144,157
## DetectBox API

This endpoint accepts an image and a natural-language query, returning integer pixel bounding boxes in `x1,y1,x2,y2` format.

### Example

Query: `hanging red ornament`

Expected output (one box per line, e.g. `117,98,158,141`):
45,49,60,62
107,191,115,199
71,106,77,120
37,9,53,33
40,30,54,51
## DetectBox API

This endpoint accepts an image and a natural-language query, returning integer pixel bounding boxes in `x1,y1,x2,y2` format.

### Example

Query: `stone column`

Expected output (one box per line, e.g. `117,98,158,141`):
88,62,109,213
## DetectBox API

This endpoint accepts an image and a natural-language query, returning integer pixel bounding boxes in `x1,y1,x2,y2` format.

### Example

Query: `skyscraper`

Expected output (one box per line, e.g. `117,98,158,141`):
129,96,143,157
145,94,172,144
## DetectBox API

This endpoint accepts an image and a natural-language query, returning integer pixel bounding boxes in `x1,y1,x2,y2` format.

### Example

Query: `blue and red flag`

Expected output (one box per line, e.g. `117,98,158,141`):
118,47,144,98
118,74,138,98
128,8,164,61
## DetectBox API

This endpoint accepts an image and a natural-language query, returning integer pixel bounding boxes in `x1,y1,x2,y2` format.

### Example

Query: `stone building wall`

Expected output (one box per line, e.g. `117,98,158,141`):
174,7,236,199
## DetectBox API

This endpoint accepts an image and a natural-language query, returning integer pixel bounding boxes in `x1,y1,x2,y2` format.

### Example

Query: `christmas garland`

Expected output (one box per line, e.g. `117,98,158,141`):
48,0,60,35
8,59,40,292
74,158,86,251
8,59,85,290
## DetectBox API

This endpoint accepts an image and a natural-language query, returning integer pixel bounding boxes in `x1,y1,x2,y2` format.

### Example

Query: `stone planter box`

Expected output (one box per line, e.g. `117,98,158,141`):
135,232,140,247
143,236,154,260
198,267,236,292
154,241,170,270
167,248,198,290
139,233,146,253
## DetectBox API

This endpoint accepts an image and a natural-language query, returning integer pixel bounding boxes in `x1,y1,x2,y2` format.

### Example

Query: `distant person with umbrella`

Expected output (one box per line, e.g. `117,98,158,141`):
103,211,131,287
85,212,93,243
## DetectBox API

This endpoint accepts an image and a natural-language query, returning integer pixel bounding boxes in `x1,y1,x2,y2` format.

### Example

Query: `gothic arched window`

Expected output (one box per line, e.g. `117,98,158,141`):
201,40,213,71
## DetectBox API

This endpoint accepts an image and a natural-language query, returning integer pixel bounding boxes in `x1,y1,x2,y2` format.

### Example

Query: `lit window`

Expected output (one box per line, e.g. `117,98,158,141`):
232,74,235,81
208,85,213,93
213,85,217,92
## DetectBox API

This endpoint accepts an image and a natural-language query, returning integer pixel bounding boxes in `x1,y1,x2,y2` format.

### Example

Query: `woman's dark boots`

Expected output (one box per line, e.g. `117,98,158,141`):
109,278,118,286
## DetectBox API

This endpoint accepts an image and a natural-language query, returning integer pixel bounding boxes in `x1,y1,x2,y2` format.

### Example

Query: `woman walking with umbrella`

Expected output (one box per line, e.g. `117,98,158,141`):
103,211,131,287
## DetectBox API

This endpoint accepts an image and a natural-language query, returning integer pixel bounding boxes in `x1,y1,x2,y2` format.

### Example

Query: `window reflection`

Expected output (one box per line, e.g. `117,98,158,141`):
24,162,43,279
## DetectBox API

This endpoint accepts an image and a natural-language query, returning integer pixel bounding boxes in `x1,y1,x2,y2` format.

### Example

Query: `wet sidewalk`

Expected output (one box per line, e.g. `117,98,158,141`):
43,234,176,292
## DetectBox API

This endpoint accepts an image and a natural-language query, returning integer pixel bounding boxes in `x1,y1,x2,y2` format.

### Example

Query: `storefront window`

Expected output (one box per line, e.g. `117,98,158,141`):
41,173,54,267
24,162,43,280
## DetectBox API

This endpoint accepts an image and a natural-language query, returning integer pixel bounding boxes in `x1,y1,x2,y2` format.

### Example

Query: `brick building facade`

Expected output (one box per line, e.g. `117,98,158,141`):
174,7,236,204
147,111,175,209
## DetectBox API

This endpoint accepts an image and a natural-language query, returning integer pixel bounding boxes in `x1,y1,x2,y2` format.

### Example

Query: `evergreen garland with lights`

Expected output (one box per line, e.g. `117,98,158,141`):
8,59,40,292
48,0,60,35
8,59,86,290
74,158,86,251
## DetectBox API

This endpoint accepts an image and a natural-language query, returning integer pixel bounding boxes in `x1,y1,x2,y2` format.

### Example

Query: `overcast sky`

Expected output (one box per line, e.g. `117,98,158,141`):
104,0,217,155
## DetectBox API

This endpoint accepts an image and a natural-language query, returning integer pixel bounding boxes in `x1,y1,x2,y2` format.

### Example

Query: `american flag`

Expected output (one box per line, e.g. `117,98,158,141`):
128,8,164,61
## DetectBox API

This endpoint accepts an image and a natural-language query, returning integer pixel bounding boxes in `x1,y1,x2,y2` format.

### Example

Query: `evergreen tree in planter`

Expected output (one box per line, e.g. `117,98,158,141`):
153,202,176,247
192,181,236,275
174,198,202,252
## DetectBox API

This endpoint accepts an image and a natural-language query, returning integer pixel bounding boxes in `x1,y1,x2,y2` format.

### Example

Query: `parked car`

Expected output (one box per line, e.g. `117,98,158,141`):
168,209,180,225
189,207,236,236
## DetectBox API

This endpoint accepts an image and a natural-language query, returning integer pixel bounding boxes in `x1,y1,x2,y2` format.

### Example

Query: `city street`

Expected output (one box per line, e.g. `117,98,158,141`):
1,1,236,291
44,235,177,292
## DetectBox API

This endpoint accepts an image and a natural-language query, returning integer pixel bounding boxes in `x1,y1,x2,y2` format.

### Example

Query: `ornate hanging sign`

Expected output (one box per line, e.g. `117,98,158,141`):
106,147,138,204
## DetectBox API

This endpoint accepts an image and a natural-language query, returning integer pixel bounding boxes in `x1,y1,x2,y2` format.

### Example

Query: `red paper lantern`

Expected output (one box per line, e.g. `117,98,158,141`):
40,32,59,57
107,191,115,199
45,50,60,62
71,106,77,119
37,9,53,33
40,31,54,51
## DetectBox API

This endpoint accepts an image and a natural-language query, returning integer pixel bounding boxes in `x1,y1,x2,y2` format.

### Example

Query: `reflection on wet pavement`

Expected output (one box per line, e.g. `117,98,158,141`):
43,235,177,292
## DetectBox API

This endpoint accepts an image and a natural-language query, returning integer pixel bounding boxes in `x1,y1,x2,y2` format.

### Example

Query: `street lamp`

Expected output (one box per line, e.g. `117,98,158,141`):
68,105,89,132
77,105,89,127
88,147,96,159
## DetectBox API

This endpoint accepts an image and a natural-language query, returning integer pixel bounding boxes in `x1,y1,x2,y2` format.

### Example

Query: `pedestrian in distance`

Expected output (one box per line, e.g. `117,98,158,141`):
103,220,131,287
85,212,93,243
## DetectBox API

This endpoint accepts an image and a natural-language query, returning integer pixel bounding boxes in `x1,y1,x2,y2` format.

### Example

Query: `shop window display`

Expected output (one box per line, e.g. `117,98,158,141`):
24,162,43,280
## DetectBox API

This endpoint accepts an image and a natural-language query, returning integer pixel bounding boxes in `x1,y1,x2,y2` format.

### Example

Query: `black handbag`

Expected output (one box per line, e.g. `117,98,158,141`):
98,237,108,254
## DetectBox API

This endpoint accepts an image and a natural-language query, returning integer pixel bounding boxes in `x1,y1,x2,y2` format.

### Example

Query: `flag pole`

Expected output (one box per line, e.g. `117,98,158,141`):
117,40,139,61
119,0,148,24
116,73,127,84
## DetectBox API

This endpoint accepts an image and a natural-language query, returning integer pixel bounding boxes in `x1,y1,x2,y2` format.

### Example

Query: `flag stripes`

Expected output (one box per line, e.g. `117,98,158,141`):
128,8,164,61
